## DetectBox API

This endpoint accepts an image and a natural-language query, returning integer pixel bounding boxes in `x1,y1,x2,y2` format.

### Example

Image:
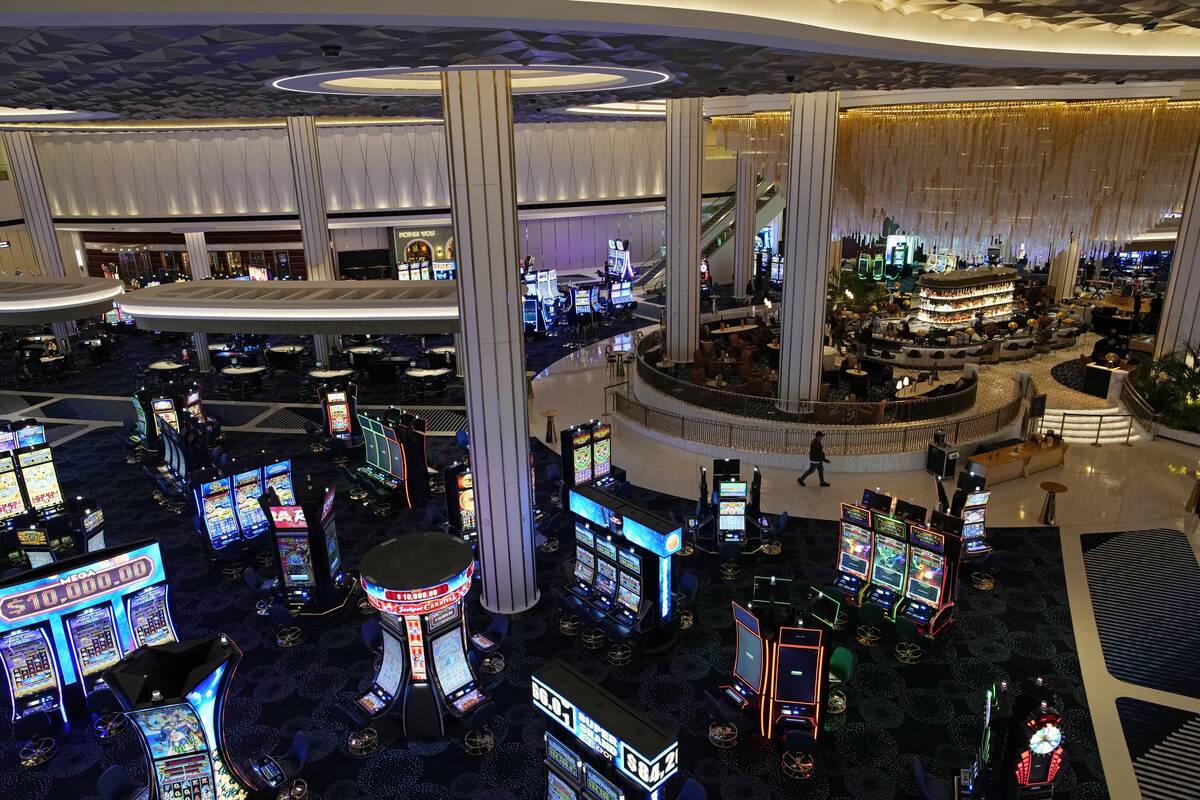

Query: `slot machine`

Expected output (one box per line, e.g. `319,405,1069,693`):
960,489,992,557
263,459,296,505
0,540,176,721
715,479,749,544
534,660,679,800
560,424,593,506
899,525,962,638
124,582,178,649
699,259,713,297
17,527,55,569
194,474,242,552
394,410,432,504
265,485,347,614
0,453,29,528
16,444,65,521
863,511,909,619
319,384,358,442
721,601,766,711
760,626,826,744
231,466,269,538
129,390,154,446
106,636,255,800
833,503,874,606
1006,678,1068,795
569,523,596,599
611,546,645,629
591,537,619,612
151,397,179,436
590,422,612,484
443,463,477,543
356,534,489,739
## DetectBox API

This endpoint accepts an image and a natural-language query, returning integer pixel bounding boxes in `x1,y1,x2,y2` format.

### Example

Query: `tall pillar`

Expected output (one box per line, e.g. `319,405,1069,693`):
1158,142,1200,357
182,231,214,372
2,131,65,279
442,69,537,614
65,231,87,277
453,332,465,378
733,150,756,299
777,92,840,409
1048,237,1080,302
284,116,336,282
664,98,703,363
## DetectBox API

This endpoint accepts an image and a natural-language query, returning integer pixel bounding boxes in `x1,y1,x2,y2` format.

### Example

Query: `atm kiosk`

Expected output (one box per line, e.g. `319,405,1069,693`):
355,533,490,740
264,484,348,615
898,524,962,638
833,502,873,606
318,383,360,445
104,636,255,800
0,540,177,722
760,626,826,745
443,463,477,543
562,484,683,650
534,659,679,800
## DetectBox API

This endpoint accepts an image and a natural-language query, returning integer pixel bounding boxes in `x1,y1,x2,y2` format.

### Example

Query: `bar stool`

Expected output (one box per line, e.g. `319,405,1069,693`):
541,410,559,443
1039,481,1068,526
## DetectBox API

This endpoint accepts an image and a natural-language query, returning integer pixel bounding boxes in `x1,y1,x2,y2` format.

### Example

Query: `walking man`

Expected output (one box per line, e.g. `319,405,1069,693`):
797,431,831,487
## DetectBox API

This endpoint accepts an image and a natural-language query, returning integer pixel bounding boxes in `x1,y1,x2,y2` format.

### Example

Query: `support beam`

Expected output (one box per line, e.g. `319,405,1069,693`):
442,68,538,614
664,97,703,363
777,92,840,408
2,131,65,278
733,150,756,299
1157,139,1200,358
284,116,336,281
1048,237,1081,302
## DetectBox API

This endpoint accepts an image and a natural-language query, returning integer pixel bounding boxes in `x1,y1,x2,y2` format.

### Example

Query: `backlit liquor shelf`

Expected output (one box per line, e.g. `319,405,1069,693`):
916,267,1017,330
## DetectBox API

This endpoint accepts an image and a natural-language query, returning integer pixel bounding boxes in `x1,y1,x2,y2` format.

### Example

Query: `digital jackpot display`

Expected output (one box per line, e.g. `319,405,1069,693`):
0,456,26,520
872,513,907,540
572,429,593,484
840,503,871,527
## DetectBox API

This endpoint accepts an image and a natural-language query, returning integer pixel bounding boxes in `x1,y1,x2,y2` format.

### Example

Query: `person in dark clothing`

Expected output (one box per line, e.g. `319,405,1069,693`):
797,431,831,487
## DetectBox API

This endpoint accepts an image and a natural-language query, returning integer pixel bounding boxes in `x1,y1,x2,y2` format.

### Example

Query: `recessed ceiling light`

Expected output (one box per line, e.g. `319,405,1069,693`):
0,107,119,123
269,64,671,97
564,100,667,117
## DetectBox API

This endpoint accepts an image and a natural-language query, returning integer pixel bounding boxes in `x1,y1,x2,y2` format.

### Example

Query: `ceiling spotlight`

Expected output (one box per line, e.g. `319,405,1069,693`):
321,44,343,58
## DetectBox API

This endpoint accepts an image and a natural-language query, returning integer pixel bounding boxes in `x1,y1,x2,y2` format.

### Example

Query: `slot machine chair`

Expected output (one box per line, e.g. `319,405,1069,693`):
13,710,56,767
97,765,142,800
254,730,310,794
87,685,129,738
470,613,509,653
702,689,753,748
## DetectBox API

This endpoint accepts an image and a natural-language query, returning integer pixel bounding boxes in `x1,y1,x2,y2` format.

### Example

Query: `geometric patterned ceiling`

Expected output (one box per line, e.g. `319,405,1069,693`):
838,0,1200,35
3,25,1200,122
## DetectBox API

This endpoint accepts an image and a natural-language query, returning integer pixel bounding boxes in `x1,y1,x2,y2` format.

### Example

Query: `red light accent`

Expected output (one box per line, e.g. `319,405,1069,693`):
1015,751,1032,785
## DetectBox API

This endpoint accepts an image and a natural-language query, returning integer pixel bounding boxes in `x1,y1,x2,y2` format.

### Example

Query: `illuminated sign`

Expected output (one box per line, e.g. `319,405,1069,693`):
395,229,441,239
405,616,427,681
269,506,307,530
322,488,335,520
360,563,474,616
1,554,154,624
532,677,576,732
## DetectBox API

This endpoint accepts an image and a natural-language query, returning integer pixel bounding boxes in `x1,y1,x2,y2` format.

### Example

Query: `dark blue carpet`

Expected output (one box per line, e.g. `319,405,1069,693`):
1116,698,1200,800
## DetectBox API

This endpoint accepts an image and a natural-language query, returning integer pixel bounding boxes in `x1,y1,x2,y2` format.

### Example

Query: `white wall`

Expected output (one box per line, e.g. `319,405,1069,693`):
517,209,664,271
332,227,390,253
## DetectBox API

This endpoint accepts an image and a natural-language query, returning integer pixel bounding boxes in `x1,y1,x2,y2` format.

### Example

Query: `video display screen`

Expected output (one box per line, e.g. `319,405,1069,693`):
126,583,176,648
617,571,640,611
584,766,623,800
16,528,47,547
574,549,595,584
276,534,313,587
905,549,946,606
0,431,14,452
872,513,907,540
966,491,991,507
129,704,208,759
0,462,24,520
594,558,617,596
65,605,121,678
870,536,908,593
592,436,611,479
15,426,46,449
618,549,641,573
718,501,746,530
545,731,580,781
571,431,593,484
962,522,986,540
574,288,593,314
838,522,873,579
456,472,476,533
426,604,459,632
719,481,748,499
840,503,871,527
17,450,62,512
374,628,406,696
431,629,473,696
962,507,986,524
861,489,893,514
200,478,240,549
151,399,178,434
893,499,928,525
734,620,763,691
548,770,578,800
595,538,618,563
325,518,342,578
264,460,296,505
909,526,944,553
327,394,351,436
574,524,594,549
0,627,56,700
775,645,820,704
232,469,267,534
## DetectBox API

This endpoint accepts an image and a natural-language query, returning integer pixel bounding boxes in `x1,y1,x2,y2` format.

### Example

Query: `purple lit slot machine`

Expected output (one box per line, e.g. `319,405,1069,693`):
898,524,962,638
833,502,873,606
720,601,766,712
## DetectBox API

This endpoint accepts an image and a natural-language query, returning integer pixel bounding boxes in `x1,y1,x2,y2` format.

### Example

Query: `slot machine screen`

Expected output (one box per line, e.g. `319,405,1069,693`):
232,468,268,534
872,513,907,540
523,298,538,327
15,426,45,449
276,533,313,587
595,538,618,563
326,392,351,437
574,524,594,549
905,549,946,606
545,731,581,781
591,424,611,478
125,583,177,648
574,287,592,314
962,522,985,541
594,558,617,597
0,627,57,707
431,629,473,696
775,641,820,704
618,549,641,573
264,460,296,505
966,490,991,507
0,460,24,520
129,704,208,759
382,427,406,479
870,536,908,592
573,549,594,584
361,416,383,469
324,517,342,579
838,522,873,579
893,499,928,525
733,620,763,692
571,430,593,484
840,503,871,527
548,771,579,800
17,449,63,512
456,472,476,533
0,431,14,452
718,501,746,530
617,571,641,612
373,632,406,695
719,481,748,498
861,489,894,514
426,604,459,632
64,605,121,680
584,766,623,800
962,507,986,525
151,398,179,433
185,391,202,417
17,528,48,547
199,478,240,550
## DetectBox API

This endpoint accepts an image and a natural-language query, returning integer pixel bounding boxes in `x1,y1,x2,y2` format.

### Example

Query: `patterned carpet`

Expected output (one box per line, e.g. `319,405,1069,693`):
0,428,1110,800
1116,698,1200,800
1050,358,1088,393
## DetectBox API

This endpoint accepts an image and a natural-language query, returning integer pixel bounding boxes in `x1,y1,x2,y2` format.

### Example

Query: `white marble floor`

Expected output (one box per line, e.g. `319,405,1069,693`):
530,327,1200,799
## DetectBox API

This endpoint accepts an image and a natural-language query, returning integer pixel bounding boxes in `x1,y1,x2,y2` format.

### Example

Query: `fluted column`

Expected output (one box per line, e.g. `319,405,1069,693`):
1157,141,1200,357
65,232,87,277
778,92,840,408
453,332,465,378
665,98,703,363
1048,237,1080,302
2,131,65,279
733,150,756,299
284,116,335,281
442,69,538,614
181,231,213,372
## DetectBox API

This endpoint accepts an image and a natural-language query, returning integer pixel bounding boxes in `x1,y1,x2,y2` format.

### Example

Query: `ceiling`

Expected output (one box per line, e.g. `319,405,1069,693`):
2,25,1200,121
838,0,1200,36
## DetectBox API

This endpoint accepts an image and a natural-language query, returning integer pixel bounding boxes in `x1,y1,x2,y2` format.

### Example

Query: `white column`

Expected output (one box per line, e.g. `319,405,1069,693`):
1047,238,1080,302
453,332,465,378
184,231,211,279
1158,141,1200,357
733,150,756,299
65,231,87,277
665,98,703,363
778,92,840,408
313,335,332,366
284,116,336,281
442,69,538,614
2,131,65,278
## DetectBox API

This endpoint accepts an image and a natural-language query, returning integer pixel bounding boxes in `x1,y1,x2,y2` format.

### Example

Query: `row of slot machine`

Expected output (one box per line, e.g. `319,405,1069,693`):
559,420,617,506
130,385,210,450
353,408,431,510
195,458,297,553
523,268,561,332
563,484,683,647
0,539,177,722
833,488,971,637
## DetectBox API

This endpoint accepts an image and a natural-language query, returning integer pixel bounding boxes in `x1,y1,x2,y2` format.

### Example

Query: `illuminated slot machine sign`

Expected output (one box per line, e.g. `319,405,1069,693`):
151,398,178,434
533,660,679,796
571,429,593,484
231,468,268,537
125,582,177,649
326,392,351,439
0,455,28,523
456,471,476,536
263,460,296,505
184,389,203,420
0,540,171,719
591,424,612,480
865,511,909,616
17,448,64,516
18,528,53,569
270,507,315,591
904,527,947,607
834,503,874,601
197,477,241,550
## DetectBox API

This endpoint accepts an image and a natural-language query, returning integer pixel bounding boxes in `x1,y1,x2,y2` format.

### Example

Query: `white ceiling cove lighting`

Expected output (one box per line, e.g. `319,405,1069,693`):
269,64,671,97
564,100,669,117
0,107,119,123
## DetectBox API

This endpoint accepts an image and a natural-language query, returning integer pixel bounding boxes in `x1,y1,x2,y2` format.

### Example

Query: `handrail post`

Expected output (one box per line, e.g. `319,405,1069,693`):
1092,414,1103,447
1123,416,1134,447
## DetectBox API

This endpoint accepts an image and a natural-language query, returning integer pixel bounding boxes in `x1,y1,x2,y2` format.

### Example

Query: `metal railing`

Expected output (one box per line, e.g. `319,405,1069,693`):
1120,380,1160,439
612,387,1023,456
1036,410,1139,447
635,331,979,424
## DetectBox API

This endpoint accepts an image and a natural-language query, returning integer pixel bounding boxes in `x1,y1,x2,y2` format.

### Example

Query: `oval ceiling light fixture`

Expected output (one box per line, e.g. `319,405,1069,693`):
563,100,668,117
269,64,671,97
0,107,120,123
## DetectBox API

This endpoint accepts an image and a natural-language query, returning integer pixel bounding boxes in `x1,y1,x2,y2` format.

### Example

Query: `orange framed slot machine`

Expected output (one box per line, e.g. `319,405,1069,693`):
834,502,873,606
760,626,826,744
